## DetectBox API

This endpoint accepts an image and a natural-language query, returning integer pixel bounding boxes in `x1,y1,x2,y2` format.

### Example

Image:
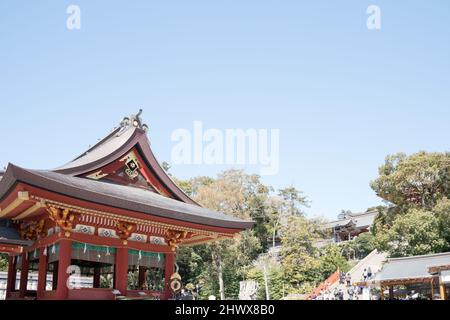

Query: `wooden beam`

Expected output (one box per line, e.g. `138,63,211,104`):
181,233,234,247
13,200,45,220
429,264,450,274
440,283,447,300
431,278,435,300
33,232,174,254
31,195,227,237
0,245,23,254
0,191,30,218
380,277,434,287
181,237,216,247
389,286,394,300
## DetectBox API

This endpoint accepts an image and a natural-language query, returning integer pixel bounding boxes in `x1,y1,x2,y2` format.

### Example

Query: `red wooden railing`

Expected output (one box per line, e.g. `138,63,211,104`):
306,269,341,300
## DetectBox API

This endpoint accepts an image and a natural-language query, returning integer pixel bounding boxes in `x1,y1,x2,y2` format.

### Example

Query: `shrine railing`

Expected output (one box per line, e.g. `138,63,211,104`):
306,269,341,300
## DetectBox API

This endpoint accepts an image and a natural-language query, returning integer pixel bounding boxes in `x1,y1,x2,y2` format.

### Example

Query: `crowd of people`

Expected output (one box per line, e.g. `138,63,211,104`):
313,268,375,301
314,285,361,301
362,267,373,281
311,267,442,301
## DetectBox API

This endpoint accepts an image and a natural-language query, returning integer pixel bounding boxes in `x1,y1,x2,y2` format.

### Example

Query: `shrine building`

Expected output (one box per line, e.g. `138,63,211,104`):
0,111,253,300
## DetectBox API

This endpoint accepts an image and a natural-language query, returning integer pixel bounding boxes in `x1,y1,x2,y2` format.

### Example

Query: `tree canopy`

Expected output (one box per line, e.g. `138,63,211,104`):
174,169,347,299
371,152,450,257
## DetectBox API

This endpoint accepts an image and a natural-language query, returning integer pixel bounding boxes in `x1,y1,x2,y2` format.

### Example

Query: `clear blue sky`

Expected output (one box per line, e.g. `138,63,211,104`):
1,1,449,219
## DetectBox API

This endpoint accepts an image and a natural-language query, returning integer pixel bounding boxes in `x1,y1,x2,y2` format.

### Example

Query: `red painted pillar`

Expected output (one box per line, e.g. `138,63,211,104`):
138,266,146,289
93,267,101,288
56,240,72,300
164,252,175,300
19,252,29,298
52,263,58,290
6,255,16,299
114,247,129,296
37,248,48,299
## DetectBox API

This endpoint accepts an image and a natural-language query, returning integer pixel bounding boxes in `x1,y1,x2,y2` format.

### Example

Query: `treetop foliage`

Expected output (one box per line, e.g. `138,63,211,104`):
371,152,450,257
174,169,346,299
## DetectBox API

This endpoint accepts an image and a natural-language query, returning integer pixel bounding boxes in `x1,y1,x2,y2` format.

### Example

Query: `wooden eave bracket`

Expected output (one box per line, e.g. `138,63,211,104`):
0,191,30,218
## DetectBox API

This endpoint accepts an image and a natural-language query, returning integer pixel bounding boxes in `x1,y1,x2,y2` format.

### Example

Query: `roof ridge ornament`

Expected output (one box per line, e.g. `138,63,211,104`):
120,109,149,133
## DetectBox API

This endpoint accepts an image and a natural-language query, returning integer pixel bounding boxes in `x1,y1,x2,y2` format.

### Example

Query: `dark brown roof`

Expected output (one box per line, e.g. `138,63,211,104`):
0,112,254,232
0,219,33,247
0,164,254,230
53,124,197,205
54,126,137,174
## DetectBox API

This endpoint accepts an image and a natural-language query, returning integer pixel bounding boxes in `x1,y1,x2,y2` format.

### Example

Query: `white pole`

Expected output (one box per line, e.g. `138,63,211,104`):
263,264,270,300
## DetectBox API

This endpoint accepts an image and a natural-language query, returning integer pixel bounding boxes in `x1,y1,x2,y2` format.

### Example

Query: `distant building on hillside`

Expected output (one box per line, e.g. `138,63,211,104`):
323,210,379,243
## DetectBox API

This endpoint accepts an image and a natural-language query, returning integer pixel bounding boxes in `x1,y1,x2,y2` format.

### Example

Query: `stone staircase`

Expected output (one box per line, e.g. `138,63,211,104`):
347,249,388,284
327,250,388,300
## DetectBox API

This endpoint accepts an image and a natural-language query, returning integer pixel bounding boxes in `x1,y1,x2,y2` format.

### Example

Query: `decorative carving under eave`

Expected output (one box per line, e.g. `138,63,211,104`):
19,219,46,240
116,221,137,245
47,207,77,237
164,230,193,252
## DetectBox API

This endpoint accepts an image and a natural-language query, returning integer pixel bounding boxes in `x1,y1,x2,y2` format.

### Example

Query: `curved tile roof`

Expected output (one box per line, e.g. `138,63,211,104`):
374,252,450,283
0,164,254,230
55,126,137,172
324,210,378,229
53,118,198,205
0,112,254,233
0,219,33,246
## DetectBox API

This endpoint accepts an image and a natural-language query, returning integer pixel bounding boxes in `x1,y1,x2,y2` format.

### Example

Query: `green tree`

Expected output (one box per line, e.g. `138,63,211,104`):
173,169,318,299
280,216,321,292
247,266,286,300
266,188,309,249
0,254,8,272
318,245,350,276
371,152,450,211
371,152,450,257
176,170,265,300
278,187,308,216
340,232,377,260
377,208,447,257
354,232,377,257
435,197,450,247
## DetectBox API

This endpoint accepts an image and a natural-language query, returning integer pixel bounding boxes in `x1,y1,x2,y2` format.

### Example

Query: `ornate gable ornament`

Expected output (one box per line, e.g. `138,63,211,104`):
120,109,149,133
